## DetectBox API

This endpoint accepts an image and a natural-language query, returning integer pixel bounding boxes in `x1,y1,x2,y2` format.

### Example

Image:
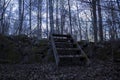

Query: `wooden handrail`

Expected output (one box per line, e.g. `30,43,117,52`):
50,34,59,66
71,35,90,64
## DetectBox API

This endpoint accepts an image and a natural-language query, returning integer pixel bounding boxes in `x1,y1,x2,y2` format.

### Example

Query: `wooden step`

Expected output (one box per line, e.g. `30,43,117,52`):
55,42,73,44
52,34,71,38
59,56,86,66
58,51,81,56
54,38,69,42
54,38,73,42
50,34,89,66
55,42,77,48
59,55,84,58
57,48,81,55
57,48,80,51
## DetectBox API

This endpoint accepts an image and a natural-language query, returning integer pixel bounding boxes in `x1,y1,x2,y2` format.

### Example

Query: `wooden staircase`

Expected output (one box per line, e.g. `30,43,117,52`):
50,34,90,66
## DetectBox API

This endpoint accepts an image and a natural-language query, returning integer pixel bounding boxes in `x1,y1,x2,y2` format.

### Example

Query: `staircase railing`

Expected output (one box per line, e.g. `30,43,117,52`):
50,34,59,66
71,35,90,64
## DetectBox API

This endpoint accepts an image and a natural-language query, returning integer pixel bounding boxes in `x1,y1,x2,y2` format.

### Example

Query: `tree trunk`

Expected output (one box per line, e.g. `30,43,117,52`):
116,0,120,10
60,0,65,34
18,0,24,35
49,0,54,34
76,0,82,40
46,0,49,38
1,0,5,34
56,0,60,34
68,0,72,34
92,0,98,43
97,0,103,41
37,0,40,37
29,0,32,36
39,0,42,39
37,0,42,39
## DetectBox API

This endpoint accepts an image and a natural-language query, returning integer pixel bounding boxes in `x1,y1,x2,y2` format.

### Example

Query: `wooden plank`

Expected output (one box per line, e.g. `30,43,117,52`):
57,48,80,51
51,35,59,66
59,55,84,58
50,34,90,66
71,35,90,65
52,34,71,37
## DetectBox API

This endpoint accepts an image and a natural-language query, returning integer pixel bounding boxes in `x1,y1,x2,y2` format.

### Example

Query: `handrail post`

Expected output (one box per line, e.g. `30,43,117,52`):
50,34,59,66
71,35,90,65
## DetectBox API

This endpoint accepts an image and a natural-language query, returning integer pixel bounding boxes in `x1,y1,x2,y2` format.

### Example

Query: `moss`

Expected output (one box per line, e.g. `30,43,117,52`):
47,54,55,62
94,43,112,61
0,34,20,63
7,50,21,63
29,39,49,63
37,39,49,47
0,34,50,64
34,54,43,63
114,50,120,59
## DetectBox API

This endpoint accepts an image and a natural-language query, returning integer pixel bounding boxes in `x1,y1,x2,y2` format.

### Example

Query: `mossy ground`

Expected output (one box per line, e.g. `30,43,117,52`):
0,34,49,64
78,40,120,61
0,34,120,64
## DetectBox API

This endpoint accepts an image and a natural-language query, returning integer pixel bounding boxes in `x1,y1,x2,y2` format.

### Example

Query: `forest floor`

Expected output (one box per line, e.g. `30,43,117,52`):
0,57,119,80
0,34,120,80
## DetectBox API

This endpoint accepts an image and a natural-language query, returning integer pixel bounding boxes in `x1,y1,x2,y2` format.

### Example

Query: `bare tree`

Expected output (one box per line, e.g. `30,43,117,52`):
46,0,49,37
37,0,42,39
90,0,98,42
18,0,24,34
49,0,54,34
68,0,72,34
76,0,82,40
29,0,32,36
0,0,11,34
56,0,60,34
97,0,103,41
60,0,66,34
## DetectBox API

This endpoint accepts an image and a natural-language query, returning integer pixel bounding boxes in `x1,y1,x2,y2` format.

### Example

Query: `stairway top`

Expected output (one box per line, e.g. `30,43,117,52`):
52,34,71,37
55,42,74,44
